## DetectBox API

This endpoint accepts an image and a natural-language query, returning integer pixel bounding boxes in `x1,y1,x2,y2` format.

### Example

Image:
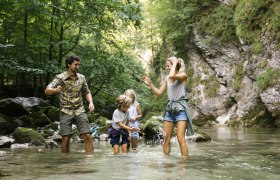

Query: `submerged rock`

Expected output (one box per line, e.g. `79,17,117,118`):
11,143,29,149
0,136,15,148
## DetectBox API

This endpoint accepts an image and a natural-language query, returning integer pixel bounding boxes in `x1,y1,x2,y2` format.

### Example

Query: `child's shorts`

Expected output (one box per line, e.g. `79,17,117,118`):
110,132,129,147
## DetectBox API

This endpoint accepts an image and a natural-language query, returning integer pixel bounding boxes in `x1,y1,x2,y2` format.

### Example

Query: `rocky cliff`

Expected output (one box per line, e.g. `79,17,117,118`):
188,1,280,127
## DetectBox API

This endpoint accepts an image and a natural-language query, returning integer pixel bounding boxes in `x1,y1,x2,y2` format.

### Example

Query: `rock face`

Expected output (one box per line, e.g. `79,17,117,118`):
189,27,280,127
0,97,50,117
188,29,280,127
0,136,15,148
0,97,52,135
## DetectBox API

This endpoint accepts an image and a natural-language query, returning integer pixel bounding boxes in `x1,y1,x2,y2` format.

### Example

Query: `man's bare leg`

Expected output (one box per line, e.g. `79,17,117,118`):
61,136,71,153
82,133,93,155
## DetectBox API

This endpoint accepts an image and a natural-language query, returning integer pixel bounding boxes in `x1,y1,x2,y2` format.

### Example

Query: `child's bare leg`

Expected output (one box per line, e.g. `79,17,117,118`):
113,144,120,154
135,138,138,149
121,144,128,153
132,138,137,150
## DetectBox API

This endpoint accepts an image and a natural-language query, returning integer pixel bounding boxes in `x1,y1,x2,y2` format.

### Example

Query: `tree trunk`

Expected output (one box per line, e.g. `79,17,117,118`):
17,5,29,96
45,2,55,87
58,21,64,66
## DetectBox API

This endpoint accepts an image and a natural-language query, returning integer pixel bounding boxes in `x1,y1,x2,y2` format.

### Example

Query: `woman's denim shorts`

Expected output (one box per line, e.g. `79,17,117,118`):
164,111,187,123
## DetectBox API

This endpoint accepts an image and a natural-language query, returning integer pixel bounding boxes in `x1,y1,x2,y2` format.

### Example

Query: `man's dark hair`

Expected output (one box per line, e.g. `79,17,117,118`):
65,55,80,68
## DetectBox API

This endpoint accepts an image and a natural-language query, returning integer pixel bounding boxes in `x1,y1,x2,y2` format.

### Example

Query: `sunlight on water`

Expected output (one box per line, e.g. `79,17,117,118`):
0,127,280,179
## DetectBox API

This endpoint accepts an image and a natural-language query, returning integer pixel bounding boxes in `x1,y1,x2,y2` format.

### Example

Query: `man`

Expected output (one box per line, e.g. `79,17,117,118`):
45,55,94,155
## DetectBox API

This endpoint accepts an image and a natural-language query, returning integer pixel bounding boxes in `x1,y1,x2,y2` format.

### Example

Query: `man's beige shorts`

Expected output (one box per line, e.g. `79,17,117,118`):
59,112,90,136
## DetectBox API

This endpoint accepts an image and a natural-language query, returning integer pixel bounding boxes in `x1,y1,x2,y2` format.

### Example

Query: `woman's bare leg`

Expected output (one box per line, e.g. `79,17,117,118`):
176,121,188,156
163,121,175,155
121,144,128,153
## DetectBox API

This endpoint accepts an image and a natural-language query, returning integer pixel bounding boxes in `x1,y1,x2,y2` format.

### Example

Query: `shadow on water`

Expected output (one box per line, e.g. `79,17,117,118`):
0,127,280,179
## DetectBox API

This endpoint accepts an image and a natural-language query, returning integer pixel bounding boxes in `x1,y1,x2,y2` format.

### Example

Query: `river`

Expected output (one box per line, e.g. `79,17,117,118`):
0,126,279,180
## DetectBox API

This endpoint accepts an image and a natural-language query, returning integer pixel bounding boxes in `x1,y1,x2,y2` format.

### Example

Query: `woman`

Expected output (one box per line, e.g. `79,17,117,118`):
143,57,194,156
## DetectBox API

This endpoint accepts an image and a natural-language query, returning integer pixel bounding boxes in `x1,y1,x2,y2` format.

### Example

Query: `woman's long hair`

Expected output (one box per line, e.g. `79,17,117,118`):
167,57,185,73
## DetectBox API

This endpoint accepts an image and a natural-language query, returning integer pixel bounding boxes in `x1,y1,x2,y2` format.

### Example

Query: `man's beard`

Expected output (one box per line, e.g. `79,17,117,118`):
71,68,79,73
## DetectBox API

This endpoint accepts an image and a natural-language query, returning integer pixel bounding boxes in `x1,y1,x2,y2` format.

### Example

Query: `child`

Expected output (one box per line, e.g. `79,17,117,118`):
124,89,142,151
109,94,140,154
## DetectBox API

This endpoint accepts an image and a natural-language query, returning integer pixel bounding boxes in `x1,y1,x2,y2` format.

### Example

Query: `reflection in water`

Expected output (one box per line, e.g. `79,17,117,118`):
0,127,280,179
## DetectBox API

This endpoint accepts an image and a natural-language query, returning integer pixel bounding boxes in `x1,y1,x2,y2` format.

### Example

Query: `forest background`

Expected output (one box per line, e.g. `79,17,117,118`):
1,0,280,126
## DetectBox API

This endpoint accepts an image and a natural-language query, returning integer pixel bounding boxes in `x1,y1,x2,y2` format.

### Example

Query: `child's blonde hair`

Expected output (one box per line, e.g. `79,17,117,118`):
124,89,137,104
167,57,185,73
116,94,131,109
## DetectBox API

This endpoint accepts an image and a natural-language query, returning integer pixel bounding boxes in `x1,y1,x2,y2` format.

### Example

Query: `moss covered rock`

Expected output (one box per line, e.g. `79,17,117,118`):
242,102,275,127
44,106,60,122
50,121,59,131
143,118,162,140
18,115,34,127
192,125,211,141
95,116,107,127
0,114,9,135
31,112,51,127
12,127,46,146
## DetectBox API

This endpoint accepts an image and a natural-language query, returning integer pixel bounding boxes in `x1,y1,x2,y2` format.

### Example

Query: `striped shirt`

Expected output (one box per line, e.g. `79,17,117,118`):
47,71,91,116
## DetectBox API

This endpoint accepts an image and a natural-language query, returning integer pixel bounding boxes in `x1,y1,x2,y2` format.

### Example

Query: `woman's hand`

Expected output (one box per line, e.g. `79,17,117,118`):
142,75,151,86
171,58,179,66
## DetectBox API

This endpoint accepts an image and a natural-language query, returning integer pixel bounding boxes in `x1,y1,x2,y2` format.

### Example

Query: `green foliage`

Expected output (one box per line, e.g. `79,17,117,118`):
197,4,237,43
250,42,264,54
232,62,244,91
186,68,195,91
148,0,218,58
147,0,280,70
0,0,145,117
257,68,280,90
259,59,268,69
266,2,280,42
234,0,274,44
201,75,220,98
0,59,45,75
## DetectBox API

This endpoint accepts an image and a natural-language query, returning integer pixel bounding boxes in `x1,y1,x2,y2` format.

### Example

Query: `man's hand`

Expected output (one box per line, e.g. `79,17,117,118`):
55,86,62,93
88,103,95,112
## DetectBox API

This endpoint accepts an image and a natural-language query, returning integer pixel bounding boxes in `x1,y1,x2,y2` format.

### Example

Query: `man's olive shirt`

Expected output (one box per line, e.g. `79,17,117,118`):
47,71,91,116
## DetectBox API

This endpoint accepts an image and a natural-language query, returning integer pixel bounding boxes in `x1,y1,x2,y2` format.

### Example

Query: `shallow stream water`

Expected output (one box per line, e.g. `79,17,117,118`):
0,126,279,180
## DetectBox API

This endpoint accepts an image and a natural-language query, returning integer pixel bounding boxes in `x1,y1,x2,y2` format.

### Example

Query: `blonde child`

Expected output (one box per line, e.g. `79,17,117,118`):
124,89,142,150
109,95,140,154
